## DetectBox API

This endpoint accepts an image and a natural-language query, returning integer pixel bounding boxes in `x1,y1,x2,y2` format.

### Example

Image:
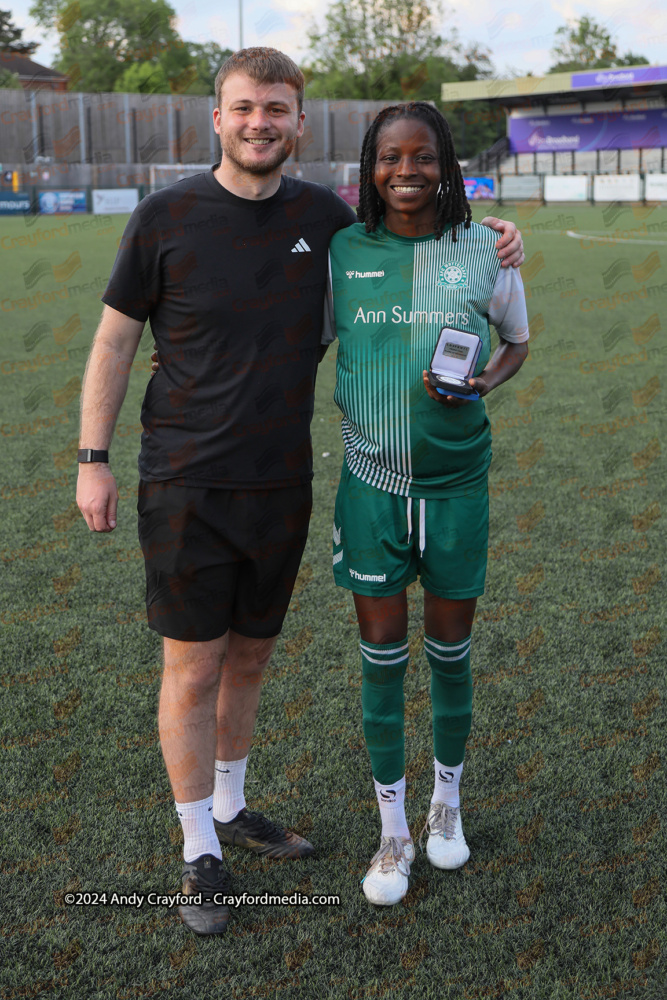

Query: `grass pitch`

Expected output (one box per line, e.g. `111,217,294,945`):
0,203,665,999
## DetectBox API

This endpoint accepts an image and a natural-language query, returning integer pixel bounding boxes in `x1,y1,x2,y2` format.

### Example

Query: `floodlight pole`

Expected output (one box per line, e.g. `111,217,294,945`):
239,0,244,49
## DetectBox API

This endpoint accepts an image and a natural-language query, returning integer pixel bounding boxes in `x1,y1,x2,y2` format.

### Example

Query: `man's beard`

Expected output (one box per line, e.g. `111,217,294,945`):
220,133,296,175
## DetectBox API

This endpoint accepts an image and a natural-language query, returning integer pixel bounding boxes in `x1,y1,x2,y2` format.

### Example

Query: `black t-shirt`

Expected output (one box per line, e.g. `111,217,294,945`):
101,166,356,487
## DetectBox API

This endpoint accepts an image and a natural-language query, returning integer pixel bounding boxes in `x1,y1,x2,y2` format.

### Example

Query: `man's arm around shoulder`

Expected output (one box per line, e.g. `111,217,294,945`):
76,305,145,533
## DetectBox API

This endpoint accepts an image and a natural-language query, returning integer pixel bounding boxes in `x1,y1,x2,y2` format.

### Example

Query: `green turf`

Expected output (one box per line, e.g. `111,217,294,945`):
0,204,665,999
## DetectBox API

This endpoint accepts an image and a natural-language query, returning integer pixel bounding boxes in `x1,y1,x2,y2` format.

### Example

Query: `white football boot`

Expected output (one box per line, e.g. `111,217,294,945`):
419,803,470,870
361,836,415,905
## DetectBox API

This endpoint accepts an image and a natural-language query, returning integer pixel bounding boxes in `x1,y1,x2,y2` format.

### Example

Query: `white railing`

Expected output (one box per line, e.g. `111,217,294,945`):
493,173,667,201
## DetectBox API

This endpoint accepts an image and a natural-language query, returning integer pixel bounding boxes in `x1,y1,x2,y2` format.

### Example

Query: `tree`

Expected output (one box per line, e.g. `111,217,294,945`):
29,0,231,93
303,0,498,156
113,43,231,94
114,60,170,94
185,43,233,95
0,68,22,87
549,16,649,73
305,0,474,100
164,42,234,96
0,9,39,54
303,0,494,101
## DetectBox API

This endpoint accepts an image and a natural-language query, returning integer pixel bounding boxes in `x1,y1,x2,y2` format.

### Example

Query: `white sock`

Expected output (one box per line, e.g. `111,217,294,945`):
174,794,222,863
374,775,410,840
432,758,464,808
212,756,248,823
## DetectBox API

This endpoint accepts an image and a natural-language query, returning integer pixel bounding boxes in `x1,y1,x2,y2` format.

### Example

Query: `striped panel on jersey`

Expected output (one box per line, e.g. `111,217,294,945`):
336,324,413,496
411,227,498,378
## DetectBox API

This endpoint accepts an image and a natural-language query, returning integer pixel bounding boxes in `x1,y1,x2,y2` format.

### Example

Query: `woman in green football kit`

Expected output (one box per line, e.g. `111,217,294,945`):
325,102,530,905
148,96,528,909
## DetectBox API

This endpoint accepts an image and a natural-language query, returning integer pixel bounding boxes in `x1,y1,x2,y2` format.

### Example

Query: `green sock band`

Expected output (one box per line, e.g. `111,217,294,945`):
359,637,409,786
425,633,472,767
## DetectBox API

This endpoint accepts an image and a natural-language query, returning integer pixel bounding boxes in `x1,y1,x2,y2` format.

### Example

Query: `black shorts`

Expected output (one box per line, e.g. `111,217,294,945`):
136,479,313,641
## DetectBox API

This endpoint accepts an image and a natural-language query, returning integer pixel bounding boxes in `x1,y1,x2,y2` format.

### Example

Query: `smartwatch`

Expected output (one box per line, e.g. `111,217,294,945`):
77,449,109,463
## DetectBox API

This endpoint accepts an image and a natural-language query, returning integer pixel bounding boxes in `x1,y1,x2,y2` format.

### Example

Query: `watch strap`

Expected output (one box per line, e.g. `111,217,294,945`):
77,449,109,463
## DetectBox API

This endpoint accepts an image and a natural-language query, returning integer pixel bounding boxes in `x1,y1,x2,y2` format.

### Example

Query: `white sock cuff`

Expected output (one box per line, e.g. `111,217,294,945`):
213,756,248,823
373,775,409,839
434,758,464,782
432,758,464,806
174,793,213,815
215,756,248,774
373,775,406,800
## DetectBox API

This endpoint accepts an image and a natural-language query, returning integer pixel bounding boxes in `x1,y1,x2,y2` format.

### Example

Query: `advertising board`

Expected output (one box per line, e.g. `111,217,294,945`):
38,190,87,214
464,177,495,199
592,175,642,202
544,175,589,201
92,188,140,214
509,108,667,153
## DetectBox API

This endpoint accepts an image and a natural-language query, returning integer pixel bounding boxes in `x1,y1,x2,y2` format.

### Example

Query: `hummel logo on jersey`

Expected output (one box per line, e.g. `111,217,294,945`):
333,523,341,545
346,269,385,279
438,770,455,783
380,789,397,801
291,238,311,253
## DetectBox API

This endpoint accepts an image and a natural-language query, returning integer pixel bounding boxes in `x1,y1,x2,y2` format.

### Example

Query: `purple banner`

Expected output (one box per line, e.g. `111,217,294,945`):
571,66,667,89
509,108,667,153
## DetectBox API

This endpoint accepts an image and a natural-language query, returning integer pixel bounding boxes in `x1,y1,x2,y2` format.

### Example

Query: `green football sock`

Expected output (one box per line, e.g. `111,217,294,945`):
425,633,473,767
359,637,409,786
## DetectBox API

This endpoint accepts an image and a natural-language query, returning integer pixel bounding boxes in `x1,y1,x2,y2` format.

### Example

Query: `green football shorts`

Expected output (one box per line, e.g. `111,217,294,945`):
332,460,489,599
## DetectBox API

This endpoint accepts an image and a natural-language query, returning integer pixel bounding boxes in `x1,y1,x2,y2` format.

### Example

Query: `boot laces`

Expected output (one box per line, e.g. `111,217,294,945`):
418,803,458,852
366,836,411,878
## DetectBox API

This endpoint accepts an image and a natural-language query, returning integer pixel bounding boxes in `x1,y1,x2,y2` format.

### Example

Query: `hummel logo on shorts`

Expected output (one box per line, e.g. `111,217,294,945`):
349,568,387,582
291,238,311,253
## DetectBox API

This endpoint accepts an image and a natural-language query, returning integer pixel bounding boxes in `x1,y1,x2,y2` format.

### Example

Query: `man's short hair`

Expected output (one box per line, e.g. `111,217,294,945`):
215,47,305,114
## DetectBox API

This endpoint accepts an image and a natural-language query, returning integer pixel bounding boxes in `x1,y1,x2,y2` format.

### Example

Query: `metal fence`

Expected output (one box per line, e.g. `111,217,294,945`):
0,88,389,170
499,148,666,175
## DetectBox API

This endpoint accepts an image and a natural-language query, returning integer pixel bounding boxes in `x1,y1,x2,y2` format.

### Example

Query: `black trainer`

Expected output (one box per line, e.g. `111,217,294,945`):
213,808,315,859
178,853,232,935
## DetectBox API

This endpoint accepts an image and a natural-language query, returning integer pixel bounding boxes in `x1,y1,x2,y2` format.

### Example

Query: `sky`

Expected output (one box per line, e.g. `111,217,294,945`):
8,0,667,78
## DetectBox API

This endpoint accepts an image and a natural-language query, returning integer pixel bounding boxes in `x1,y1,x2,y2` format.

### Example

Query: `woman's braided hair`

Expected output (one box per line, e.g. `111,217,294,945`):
356,101,471,242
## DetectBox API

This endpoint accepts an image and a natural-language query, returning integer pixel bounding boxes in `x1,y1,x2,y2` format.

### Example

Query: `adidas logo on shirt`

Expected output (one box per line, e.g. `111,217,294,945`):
291,238,311,253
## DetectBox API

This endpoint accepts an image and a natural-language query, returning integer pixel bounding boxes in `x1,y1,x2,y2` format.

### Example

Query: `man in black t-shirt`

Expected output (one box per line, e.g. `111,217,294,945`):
101,159,354,488
76,47,525,936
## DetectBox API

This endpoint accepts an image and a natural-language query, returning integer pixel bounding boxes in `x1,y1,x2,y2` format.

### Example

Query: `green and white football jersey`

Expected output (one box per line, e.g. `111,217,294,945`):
324,219,529,499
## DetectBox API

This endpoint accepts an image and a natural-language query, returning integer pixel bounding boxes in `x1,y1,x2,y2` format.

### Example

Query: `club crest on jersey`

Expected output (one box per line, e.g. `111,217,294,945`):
438,262,468,288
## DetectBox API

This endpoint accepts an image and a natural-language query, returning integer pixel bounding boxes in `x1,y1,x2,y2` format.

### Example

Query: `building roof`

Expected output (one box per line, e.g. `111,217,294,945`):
442,64,667,109
0,51,68,82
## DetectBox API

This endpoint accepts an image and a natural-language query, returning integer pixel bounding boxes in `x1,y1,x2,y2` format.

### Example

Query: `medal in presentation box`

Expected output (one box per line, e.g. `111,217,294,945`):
428,327,482,400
